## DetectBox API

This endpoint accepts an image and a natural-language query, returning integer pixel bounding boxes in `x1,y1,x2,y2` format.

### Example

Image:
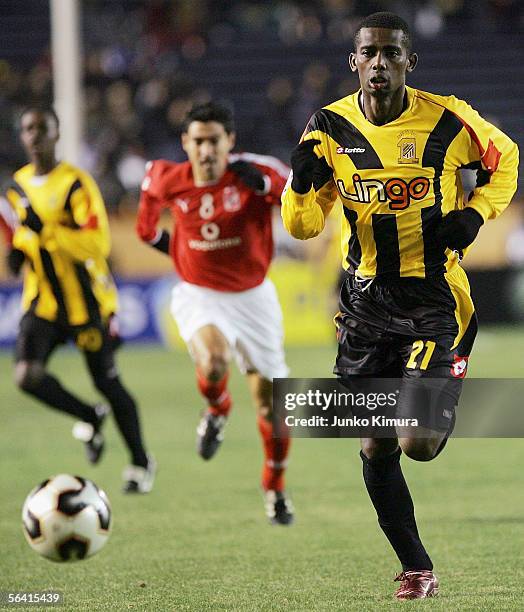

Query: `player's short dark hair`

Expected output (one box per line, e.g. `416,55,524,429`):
182,102,235,134
19,105,60,129
354,12,412,51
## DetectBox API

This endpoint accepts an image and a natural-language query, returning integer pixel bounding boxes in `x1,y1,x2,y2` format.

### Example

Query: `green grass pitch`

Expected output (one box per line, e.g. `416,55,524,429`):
1,328,523,610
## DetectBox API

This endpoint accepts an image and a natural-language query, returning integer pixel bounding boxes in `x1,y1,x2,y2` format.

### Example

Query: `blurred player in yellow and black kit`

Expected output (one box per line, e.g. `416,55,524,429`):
3,107,155,493
282,12,518,600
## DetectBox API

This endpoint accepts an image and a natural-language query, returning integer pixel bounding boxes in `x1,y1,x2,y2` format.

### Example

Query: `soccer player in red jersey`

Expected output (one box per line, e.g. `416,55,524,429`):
136,102,293,524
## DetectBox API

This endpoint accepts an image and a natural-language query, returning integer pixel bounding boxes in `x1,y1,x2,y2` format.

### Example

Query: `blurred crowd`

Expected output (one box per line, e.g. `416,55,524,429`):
0,0,522,210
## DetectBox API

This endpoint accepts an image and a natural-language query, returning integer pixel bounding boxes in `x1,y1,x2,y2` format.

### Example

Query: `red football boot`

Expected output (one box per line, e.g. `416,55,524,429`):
394,570,439,600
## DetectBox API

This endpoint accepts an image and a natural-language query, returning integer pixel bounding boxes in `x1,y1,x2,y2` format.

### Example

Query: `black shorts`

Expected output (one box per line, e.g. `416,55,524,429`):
334,272,477,432
15,313,118,368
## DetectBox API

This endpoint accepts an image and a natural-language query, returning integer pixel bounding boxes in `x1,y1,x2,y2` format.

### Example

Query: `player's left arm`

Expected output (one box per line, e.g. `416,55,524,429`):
43,172,112,261
262,160,292,205
228,154,290,204
438,98,519,249
452,97,519,220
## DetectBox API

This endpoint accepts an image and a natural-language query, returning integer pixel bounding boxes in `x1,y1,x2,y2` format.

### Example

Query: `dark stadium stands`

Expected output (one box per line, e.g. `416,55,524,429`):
0,0,522,207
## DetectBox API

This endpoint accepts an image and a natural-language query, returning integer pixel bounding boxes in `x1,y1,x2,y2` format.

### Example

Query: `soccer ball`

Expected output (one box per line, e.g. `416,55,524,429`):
21,474,111,562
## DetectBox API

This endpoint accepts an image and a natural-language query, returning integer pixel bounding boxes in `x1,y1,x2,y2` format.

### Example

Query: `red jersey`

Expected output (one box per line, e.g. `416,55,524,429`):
136,153,289,291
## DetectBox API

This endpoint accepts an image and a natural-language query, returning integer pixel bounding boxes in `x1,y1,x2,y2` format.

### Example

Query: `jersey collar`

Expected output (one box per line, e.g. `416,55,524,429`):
355,86,415,126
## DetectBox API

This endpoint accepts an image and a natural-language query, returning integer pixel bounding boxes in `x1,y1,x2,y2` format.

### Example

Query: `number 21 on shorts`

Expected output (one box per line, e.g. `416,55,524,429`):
406,340,436,370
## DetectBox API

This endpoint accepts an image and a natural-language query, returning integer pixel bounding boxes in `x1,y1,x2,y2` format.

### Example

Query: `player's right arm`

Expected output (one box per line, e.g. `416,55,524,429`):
2,185,37,276
0,195,26,276
136,161,170,255
281,130,338,240
0,196,17,245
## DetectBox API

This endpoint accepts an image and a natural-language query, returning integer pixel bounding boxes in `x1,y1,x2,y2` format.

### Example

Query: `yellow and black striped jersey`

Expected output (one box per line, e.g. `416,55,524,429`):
282,86,519,279
5,161,118,326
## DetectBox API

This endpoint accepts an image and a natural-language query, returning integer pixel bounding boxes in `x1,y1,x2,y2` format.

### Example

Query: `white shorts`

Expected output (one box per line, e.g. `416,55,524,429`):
170,279,289,380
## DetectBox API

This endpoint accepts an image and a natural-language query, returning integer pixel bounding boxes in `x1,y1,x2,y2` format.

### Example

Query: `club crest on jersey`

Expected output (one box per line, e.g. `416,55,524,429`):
223,186,242,212
397,131,419,164
451,355,469,378
337,174,430,210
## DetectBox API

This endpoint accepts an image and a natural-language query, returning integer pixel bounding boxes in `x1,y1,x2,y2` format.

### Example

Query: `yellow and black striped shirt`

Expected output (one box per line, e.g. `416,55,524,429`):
282,86,519,279
6,161,118,326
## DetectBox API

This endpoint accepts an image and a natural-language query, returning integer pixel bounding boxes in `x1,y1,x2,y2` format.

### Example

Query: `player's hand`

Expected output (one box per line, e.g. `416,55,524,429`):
107,314,124,351
151,229,171,255
290,139,321,194
6,247,25,276
228,160,266,193
436,208,484,250
23,205,43,234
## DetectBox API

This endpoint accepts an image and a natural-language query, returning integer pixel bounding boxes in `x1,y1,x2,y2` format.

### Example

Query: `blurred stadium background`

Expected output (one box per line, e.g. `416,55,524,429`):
0,0,523,348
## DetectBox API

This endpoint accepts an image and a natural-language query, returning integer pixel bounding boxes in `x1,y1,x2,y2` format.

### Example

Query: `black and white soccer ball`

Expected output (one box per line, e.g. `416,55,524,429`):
22,474,111,562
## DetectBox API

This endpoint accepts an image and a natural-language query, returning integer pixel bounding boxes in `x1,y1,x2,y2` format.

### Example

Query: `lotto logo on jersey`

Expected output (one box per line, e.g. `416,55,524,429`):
337,174,430,210
336,146,366,154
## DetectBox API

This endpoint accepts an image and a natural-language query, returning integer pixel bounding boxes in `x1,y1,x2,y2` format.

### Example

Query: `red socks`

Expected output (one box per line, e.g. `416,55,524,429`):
257,414,290,492
196,369,290,491
196,369,232,417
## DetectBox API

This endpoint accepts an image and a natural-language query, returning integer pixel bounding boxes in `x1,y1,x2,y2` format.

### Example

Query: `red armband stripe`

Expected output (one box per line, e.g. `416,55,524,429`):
83,214,99,230
0,214,14,244
453,113,501,173
479,139,501,173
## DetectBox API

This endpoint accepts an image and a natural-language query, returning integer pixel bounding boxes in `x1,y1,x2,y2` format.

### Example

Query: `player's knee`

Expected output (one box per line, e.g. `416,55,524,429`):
254,387,273,420
92,373,116,395
257,404,272,421
400,438,439,462
199,354,228,382
360,438,398,461
14,361,45,392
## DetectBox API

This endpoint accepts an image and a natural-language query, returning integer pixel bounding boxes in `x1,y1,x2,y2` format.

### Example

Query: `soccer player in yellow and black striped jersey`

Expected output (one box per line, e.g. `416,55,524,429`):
282,12,519,599
3,106,155,493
